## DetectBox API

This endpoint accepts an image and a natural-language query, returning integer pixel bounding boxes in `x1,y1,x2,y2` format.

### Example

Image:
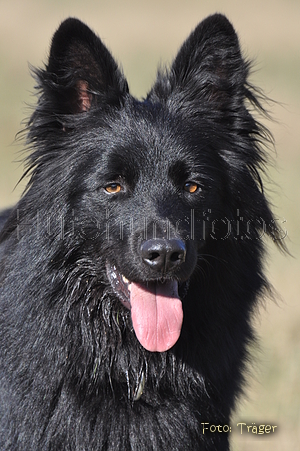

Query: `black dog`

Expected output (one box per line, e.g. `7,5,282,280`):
0,14,284,450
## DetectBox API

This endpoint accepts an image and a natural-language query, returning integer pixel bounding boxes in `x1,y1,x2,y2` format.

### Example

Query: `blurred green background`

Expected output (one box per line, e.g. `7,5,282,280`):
0,1,299,449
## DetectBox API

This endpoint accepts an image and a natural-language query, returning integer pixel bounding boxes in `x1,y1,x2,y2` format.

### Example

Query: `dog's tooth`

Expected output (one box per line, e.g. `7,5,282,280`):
128,284,131,292
122,275,129,284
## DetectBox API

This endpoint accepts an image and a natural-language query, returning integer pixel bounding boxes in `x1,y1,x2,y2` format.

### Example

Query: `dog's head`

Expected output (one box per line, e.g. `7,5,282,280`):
22,15,282,353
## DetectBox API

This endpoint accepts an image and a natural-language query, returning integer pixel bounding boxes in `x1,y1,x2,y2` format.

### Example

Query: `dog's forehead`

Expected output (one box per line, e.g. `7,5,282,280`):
111,100,192,158
110,122,187,172
129,103,219,167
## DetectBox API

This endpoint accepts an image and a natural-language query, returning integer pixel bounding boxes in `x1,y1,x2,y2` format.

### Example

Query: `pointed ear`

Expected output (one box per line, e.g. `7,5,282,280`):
149,14,249,116
37,18,129,114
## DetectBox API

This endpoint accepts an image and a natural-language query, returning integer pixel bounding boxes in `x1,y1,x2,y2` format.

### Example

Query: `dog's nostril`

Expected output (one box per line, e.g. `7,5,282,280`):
149,252,160,261
170,252,180,262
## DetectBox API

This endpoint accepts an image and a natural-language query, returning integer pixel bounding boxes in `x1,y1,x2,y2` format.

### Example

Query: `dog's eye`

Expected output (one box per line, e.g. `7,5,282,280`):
183,182,199,193
105,183,122,194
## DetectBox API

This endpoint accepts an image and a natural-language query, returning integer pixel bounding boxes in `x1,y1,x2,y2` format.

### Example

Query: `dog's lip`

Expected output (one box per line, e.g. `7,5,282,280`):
106,262,175,309
106,261,189,352
106,262,189,308
106,262,131,308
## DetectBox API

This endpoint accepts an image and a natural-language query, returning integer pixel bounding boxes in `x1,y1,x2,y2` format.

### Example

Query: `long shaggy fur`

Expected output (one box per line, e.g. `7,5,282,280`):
0,14,284,450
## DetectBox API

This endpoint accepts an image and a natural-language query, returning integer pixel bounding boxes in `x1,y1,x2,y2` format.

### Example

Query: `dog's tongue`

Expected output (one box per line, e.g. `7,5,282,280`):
130,280,183,352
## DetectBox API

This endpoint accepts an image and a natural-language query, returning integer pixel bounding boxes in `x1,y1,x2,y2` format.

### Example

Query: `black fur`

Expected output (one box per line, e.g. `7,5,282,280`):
0,15,284,450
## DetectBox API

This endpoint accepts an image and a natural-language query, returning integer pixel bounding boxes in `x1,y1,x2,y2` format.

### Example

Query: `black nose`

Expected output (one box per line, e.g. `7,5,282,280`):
141,238,186,272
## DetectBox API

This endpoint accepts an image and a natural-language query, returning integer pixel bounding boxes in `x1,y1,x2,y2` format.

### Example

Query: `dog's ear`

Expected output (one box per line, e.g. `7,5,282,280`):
36,18,129,114
149,14,249,117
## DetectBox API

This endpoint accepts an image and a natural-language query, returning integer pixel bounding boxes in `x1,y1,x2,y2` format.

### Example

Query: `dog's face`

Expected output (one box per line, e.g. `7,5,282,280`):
76,103,223,266
64,102,226,352
25,16,277,353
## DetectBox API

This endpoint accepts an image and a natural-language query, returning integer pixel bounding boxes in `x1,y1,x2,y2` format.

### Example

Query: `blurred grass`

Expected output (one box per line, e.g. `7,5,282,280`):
1,1,299,449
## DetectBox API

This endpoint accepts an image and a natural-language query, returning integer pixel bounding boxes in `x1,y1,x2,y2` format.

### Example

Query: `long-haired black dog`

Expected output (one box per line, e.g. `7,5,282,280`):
0,14,284,450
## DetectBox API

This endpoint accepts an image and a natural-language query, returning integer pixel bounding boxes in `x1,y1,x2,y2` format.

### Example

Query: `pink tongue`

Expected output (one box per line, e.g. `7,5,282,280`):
130,280,183,352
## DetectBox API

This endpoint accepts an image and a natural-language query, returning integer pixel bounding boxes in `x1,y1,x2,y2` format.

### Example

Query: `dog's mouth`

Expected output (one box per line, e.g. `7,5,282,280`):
106,263,184,353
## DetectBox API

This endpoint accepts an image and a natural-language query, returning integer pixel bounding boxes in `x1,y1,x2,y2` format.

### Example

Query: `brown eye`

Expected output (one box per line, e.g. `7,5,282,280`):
184,182,199,193
105,183,122,194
